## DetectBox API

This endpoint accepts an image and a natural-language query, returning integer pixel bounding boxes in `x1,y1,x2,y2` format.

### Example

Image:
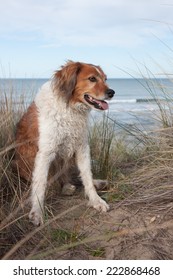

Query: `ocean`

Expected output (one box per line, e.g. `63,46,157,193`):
1,78,173,132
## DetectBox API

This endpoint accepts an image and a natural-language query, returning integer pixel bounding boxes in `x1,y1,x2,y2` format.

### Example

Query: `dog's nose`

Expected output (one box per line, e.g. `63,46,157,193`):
106,89,115,98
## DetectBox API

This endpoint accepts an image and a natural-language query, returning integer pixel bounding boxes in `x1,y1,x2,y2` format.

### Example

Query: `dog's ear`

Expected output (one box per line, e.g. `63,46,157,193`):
53,61,82,100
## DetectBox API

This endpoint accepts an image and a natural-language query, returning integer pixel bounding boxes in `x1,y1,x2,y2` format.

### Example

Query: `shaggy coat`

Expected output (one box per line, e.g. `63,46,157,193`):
15,61,115,225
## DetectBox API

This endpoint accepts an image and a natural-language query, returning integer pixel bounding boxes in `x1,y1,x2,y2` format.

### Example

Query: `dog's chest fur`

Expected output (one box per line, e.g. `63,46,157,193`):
35,82,89,158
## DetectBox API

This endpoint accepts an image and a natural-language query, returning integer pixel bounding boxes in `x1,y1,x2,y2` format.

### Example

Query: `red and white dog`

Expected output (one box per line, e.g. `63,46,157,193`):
15,61,115,225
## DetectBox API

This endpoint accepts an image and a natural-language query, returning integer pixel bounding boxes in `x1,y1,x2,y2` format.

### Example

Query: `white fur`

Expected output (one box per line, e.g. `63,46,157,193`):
29,82,109,225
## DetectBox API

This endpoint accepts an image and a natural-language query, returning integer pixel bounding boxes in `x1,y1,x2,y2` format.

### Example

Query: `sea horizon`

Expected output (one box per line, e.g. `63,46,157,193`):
1,77,173,132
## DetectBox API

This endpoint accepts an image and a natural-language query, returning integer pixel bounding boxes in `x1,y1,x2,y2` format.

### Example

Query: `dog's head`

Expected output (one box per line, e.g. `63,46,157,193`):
53,61,115,111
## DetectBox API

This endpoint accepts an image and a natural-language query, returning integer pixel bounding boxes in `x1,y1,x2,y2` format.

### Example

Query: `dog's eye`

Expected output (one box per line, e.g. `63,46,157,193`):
88,76,97,82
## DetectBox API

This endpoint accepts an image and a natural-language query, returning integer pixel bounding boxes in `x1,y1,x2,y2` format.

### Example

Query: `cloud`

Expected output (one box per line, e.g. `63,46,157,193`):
0,0,173,48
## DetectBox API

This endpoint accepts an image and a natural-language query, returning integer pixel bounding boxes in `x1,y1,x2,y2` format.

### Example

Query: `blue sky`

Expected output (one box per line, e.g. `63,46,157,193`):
0,0,173,78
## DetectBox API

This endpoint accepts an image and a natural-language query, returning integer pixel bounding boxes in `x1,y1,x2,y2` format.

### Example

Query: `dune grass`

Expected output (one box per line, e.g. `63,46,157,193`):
1,76,173,259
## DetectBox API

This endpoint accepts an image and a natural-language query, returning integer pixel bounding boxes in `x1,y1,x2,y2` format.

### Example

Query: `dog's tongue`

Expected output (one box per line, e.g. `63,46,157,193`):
85,94,109,110
94,98,108,110
99,100,108,110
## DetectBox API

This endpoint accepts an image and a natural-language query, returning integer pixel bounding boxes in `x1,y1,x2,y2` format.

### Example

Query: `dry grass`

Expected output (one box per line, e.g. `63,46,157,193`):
1,78,173,260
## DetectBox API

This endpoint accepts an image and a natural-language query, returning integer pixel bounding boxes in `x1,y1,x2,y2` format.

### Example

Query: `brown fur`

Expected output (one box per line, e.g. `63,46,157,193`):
53,61,81,102
15,102,39,181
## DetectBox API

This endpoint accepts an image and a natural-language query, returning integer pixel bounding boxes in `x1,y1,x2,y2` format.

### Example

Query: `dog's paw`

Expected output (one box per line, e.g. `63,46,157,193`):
89,196,110,212
93,179,109,190
61,183,76,196
29,209,43,226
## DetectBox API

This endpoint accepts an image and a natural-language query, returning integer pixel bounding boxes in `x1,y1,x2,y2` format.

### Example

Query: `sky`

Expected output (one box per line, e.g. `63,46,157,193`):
0,0,173,78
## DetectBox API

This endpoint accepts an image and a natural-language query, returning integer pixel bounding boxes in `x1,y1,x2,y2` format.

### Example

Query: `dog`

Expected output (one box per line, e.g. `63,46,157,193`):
15,61,115,225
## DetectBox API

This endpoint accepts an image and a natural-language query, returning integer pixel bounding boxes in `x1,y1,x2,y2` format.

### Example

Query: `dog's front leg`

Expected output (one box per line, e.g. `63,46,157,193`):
29,151,56,226
76,145,109,212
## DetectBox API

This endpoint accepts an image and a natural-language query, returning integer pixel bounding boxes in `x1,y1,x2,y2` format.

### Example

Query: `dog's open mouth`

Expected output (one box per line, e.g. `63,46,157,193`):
84,94,108,110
